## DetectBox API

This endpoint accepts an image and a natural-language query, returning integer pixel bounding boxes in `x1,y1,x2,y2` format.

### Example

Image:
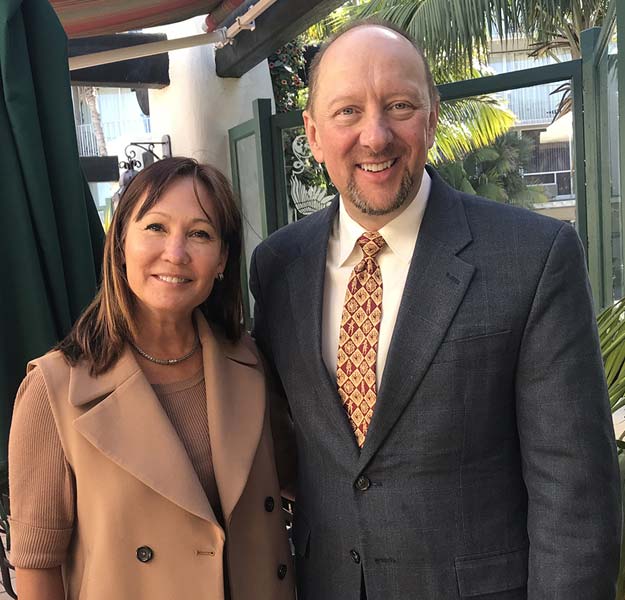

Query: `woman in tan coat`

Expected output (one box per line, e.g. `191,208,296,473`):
8,157,295,600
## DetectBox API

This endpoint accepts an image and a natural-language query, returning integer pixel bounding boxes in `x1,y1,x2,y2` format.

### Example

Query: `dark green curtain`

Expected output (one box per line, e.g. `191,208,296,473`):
0,0,105,475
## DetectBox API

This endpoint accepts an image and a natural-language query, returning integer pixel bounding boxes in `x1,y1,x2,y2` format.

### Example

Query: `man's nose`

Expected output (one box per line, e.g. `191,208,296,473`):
162,235,190,264
359,114,393,153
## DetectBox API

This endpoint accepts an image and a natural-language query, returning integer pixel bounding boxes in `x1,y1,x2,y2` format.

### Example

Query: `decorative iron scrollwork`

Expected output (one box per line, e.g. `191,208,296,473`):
288,134,334,216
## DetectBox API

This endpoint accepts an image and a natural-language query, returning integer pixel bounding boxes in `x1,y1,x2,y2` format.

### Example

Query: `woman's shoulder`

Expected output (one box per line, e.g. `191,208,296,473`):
28,349,73,384
27,349,94,399
12,353,64,423
29,349,69,370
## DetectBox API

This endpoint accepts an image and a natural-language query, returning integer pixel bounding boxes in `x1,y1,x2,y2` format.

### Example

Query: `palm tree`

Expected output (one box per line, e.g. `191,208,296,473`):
302,10,517,163
348,0,610,118
78,86,108,157
431,93,515,164
437,131,548,206
351,0,609,67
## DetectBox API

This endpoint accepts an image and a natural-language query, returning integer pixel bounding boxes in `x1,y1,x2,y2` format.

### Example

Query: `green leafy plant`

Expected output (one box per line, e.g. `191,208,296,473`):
268,40,306,113
437,131,548,207
599,297,625,414
596,297,625,599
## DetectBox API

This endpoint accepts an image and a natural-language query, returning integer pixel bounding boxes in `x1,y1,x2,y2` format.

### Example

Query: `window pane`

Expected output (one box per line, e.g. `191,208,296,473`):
280,126,336,223
235,134,263,311
607,21,621,299
438,82,576,226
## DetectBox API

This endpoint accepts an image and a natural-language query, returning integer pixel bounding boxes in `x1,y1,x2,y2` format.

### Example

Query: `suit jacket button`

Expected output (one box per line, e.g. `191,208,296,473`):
277,563,288,579
350,549,361,564
355,475,371,491
136,546,153,563
265,496,275,512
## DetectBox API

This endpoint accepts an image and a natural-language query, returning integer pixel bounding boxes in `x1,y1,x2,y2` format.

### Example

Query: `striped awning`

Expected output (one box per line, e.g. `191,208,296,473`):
50,0,235,38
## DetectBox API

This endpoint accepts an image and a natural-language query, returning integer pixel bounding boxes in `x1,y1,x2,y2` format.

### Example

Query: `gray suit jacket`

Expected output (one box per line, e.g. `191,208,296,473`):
250,167,621,600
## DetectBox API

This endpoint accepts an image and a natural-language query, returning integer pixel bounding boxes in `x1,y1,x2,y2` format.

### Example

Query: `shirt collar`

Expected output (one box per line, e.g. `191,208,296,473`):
337,168,431,266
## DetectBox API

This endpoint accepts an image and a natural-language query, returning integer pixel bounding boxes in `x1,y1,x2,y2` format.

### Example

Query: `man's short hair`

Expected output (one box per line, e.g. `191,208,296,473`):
305,18,440,114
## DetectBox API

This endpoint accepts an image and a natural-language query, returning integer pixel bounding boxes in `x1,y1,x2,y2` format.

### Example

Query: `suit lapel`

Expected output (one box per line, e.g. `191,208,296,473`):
358,170,475,469
286,198,361,462
71,347,218,526
196,315,265,523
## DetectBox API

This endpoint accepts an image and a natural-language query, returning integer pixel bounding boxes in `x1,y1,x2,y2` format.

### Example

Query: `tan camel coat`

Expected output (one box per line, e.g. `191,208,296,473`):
24,314,295,600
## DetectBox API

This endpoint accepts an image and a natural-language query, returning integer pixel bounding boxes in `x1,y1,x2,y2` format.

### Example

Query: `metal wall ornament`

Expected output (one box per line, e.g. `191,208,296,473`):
111,135,172,214
289,134,334,216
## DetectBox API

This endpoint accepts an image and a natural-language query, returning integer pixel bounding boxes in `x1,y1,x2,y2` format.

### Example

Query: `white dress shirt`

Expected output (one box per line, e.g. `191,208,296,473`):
321,170,431,389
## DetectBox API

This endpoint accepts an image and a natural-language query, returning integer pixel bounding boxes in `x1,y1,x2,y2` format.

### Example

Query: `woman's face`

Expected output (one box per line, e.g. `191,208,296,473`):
123,176,227,325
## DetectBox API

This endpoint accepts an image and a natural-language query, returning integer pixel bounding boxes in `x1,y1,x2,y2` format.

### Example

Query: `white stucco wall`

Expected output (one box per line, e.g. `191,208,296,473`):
147,16,275,176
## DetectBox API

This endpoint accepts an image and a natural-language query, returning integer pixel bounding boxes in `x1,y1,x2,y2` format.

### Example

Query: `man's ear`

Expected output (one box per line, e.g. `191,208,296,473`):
303,109,325,164
427,98,440,150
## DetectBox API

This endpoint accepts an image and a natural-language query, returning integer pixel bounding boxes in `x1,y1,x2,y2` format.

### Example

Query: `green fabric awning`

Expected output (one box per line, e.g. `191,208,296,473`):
0,0,104,475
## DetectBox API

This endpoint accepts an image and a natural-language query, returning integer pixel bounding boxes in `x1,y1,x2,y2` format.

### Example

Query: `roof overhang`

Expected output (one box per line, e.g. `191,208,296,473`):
70,33,169,88
216,0,345,77
54,0,343,78
50,0,223,38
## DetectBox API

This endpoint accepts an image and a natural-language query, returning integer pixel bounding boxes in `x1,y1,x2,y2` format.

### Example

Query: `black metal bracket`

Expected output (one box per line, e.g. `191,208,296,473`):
119,134,172,171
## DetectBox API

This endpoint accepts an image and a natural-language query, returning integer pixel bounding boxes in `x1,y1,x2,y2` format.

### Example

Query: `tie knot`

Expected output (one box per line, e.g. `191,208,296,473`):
358,232,386,258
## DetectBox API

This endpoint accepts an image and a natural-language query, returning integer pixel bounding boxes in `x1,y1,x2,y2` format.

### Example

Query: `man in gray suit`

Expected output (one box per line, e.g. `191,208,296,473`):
250,20,621,600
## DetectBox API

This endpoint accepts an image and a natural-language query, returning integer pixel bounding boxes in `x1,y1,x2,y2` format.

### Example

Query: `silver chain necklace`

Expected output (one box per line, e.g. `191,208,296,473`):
131,338,200,366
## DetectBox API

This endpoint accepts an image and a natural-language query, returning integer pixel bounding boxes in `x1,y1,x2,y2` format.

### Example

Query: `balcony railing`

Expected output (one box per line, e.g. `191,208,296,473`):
75,116,151,157
499,84,564,126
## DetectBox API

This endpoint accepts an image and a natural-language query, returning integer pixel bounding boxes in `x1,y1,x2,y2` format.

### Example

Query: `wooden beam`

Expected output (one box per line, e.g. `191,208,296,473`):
215,0,344,78
69,33,169,88
80,156,120,182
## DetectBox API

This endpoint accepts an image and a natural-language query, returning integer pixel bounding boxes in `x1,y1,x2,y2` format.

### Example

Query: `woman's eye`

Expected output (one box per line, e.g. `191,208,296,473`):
145,223,164,232
190,230,211,239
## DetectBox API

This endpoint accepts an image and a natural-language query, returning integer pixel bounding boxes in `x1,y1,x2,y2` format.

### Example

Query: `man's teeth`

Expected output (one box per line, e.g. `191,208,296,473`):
359,160,395,173
157,275,189,283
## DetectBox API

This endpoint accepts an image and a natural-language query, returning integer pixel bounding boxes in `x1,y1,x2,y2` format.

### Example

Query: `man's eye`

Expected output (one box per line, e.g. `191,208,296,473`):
391,102,412,110
145,223,164,232
337,107,356,116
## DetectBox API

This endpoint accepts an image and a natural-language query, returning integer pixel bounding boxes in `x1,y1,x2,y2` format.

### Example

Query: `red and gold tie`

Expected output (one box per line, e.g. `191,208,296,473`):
337,232,386,448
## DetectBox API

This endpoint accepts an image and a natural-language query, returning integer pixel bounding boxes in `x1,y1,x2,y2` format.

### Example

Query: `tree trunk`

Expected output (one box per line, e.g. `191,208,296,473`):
81,86,107,157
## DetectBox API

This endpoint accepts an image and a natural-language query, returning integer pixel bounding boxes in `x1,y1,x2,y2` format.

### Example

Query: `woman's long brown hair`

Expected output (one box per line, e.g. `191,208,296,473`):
56,157,243,376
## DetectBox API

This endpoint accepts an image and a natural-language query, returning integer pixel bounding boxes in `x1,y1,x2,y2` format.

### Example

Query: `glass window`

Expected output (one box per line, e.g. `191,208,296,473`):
438,83,576,226
235,134,264,312
607,21,621,299
280,126,336,223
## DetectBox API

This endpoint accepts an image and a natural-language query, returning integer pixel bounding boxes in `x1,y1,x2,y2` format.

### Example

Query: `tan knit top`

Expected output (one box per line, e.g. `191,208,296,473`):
8,366,222,569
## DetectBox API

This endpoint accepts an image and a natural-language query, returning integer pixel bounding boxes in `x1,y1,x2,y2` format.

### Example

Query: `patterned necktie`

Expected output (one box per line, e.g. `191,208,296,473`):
337,231,386,448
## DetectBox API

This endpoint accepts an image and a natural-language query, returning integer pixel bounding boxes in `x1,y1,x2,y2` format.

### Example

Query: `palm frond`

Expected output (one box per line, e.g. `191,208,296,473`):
348,0,608,71
598,297,625,408
430,96,516,163
352,0,520,72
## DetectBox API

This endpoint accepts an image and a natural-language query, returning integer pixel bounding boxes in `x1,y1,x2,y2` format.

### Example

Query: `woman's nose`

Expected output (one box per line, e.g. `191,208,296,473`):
162,235,190,264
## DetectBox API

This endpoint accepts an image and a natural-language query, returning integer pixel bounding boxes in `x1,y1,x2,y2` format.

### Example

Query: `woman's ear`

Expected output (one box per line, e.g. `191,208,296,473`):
218,246,229,276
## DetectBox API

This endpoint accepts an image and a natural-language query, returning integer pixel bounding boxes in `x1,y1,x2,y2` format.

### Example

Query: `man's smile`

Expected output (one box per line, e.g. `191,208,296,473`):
357,159,398,173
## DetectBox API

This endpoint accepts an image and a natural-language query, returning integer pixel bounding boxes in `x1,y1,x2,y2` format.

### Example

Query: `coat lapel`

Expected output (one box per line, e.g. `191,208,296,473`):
358,169,475,469
196,315,265,523
71,347,219,526
286,199,361,463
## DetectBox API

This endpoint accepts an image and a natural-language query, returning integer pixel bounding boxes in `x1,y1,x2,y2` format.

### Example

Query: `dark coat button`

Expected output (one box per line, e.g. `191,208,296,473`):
136,546,154,563
277,563,288,579
350,549,361,564
265,496,275,512
355,475,371,491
